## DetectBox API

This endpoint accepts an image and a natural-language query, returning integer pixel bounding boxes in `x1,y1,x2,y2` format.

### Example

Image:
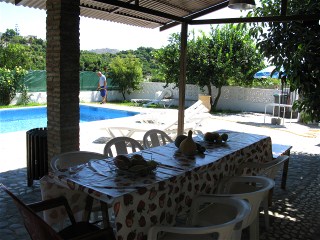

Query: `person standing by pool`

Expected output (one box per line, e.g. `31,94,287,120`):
97,71,107,104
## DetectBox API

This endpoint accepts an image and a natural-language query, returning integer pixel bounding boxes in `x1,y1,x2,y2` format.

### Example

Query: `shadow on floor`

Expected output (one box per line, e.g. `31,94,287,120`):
1,152,320,240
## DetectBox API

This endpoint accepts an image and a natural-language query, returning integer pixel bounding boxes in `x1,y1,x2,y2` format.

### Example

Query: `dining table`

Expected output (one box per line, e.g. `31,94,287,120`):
44,130,273,240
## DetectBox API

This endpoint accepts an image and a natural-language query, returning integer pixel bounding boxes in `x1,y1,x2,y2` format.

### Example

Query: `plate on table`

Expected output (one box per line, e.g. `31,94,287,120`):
117,164,158,176
114,154,159,176
202,132,229,145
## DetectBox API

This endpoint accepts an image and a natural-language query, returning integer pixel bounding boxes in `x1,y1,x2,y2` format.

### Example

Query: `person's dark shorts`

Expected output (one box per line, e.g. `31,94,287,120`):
100,86,107,97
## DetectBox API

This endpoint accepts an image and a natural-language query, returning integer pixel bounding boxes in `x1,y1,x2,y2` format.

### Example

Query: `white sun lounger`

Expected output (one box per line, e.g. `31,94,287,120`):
131,89,174,108
104,100,210,139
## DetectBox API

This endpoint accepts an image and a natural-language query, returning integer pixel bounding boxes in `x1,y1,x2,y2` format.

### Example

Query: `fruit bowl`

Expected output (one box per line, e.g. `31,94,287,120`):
114,154,158,175
118,164,157,176
203,132,228,144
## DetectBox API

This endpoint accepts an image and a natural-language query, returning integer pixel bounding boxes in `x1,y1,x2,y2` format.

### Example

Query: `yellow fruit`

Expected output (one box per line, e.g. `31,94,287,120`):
114,155,132,170
204,132,220,142
204,132,214,141
215,135,223,144
128,165,148,173
221,133,228,142
212,132,220,140
147,160,158,169
131,154,147,166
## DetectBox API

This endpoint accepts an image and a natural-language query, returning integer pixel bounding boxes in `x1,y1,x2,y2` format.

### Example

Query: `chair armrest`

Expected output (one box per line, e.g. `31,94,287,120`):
69,227,115,240
236,155,289,176
216,176,275,194
28,196,76,225
148,223,235,240
188,194,234,224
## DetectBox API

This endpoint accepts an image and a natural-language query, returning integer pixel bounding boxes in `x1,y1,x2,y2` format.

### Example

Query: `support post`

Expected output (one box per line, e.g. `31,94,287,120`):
177,22,188,135
46,0,80,161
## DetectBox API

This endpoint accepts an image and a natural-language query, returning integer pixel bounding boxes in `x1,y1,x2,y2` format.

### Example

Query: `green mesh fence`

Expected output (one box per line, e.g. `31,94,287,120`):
80,71,117,90
23,70,47,92
22,71,118,92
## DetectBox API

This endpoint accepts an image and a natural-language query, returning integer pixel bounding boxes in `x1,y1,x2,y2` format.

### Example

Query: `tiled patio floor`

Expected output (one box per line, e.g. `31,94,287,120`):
0,107,319,239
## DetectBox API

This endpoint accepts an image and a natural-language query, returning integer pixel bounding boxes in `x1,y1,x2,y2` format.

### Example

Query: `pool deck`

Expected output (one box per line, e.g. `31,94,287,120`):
1,103,320,239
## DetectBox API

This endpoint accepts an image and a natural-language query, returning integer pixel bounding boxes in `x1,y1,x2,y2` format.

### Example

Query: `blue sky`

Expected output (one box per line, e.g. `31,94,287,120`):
0,2,245,51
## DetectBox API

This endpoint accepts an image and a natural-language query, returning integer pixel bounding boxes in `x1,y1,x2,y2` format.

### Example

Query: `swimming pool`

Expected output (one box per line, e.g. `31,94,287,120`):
0,105,139,134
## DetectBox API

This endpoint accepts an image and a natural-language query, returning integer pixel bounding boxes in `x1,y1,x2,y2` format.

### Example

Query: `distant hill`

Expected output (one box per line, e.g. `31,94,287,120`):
89,48,120,54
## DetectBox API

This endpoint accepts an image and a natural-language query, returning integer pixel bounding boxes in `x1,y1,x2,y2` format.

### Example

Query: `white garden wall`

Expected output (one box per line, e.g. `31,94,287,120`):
12,82,283,114
126,82,280,113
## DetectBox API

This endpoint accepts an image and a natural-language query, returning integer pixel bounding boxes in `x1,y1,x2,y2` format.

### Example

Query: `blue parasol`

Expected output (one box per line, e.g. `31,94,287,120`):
253,66,282,79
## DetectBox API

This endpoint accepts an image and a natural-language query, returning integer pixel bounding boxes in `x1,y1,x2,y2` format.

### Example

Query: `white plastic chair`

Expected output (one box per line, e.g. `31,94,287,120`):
147,196,250,240
236,155,289,180
204,176,275,240
236,155,289,230
50,150,106,221
103,136,144,157
50,151,105,171
143,129,173,149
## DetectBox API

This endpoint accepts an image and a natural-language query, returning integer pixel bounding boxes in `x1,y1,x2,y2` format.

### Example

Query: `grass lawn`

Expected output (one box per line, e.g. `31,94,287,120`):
0,103,46,109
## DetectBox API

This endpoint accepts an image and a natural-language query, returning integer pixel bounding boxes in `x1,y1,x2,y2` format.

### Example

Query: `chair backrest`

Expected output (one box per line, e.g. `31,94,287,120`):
217,176,275,229
260,155,289,179
51,151,106,171
148,196,250,240
184,100,209,119
157,88,173,100
103,136,144,157
236,155,289,180
0,184,62,240
160,101,209,133
143,129,173,149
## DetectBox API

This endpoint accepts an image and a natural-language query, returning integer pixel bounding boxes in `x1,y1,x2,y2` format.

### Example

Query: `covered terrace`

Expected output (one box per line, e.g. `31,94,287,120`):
2,0,319,162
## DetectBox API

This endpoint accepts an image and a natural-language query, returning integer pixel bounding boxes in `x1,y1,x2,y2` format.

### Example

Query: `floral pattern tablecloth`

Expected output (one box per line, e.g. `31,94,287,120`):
43,130,272,240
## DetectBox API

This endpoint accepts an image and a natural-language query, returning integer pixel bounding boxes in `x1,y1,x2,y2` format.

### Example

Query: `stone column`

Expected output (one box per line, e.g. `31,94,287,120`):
46,0,80,161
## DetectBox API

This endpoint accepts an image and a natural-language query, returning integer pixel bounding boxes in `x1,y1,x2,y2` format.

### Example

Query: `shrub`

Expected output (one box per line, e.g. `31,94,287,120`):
0,66,28,105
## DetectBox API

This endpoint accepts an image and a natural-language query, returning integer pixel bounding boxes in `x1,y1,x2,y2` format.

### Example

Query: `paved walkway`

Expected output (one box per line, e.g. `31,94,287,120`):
0,105,319,239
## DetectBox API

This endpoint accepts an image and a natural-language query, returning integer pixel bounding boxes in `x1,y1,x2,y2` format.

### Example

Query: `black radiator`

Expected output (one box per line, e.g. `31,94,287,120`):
26,127,48,186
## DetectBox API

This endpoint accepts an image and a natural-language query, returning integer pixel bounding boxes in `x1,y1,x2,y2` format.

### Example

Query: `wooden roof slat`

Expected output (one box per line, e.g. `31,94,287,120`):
5,0,228,29
5,0,319,30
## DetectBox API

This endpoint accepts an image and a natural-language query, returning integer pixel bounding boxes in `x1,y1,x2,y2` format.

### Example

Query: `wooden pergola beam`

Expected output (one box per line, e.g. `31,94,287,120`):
93,0,189,23
14,0,23,5
160,1,229,31
80,3,165,25
190,14,320,25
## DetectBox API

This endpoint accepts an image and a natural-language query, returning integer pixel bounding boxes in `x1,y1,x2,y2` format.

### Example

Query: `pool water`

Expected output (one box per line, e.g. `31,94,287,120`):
0,105,139,134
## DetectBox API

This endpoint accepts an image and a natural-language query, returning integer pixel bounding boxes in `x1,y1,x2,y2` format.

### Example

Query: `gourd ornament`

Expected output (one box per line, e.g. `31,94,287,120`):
179,130,197,156
174,134,187,148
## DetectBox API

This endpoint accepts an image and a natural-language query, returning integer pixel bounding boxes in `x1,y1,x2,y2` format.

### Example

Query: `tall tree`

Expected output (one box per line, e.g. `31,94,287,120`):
80,51,106,71
155,25,264,111
118,47,159,81
247,0,320,121
0,43,32,69
154,33,181,85
1,29,19,42
0,28,46,70
197,25,264,110
109,54,143,100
